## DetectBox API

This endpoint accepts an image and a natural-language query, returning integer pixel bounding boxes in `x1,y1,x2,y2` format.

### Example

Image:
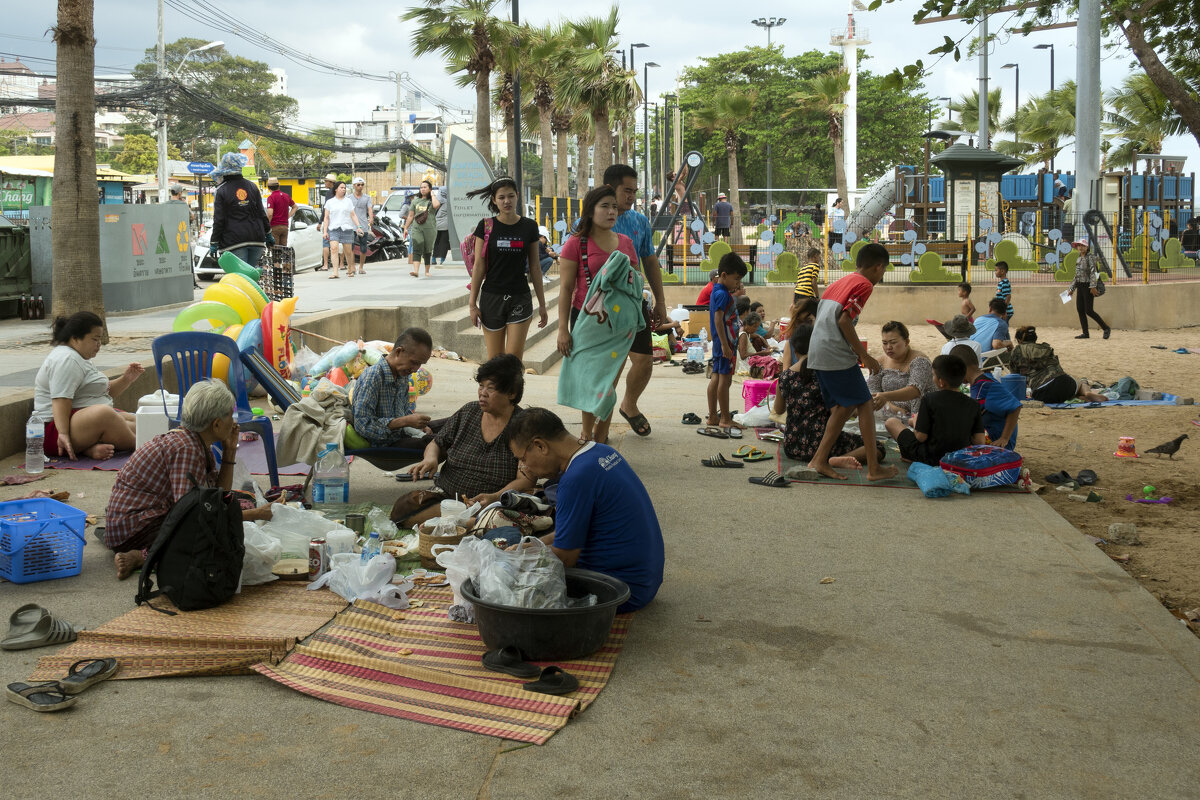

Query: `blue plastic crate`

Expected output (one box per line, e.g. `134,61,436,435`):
0,497,87,584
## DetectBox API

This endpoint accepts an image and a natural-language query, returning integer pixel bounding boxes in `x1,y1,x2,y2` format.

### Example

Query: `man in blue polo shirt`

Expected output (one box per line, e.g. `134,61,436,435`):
508,407,664,612
970,298,1013,352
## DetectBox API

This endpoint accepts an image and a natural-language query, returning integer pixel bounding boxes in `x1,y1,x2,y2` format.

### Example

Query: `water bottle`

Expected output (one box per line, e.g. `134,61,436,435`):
312,443,349,506
360,530,381,564
699,327,708,342
25,414,44,475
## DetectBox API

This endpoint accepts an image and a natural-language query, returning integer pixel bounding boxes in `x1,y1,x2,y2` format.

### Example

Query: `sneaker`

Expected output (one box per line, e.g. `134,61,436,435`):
1103,328,1111,339
1075,334,1090,339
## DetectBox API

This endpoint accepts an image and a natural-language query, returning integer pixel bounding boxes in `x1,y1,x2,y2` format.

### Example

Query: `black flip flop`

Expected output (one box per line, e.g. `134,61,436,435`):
1044,470,1072,484
522,666,579,696
681,413,702,425
749,471,790,488
481,646,541,678
702,453,744,468
56,658,120,695
696,426,729,439
5,682,76,712
619,408,651,436
1076,469,1098,486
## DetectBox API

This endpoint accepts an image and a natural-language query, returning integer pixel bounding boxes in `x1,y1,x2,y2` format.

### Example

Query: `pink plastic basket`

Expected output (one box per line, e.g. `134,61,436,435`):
742,378,778,411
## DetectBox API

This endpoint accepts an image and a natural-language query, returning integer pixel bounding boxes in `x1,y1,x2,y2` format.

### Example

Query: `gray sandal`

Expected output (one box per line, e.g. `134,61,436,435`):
6,682,77,712
57,658,120,695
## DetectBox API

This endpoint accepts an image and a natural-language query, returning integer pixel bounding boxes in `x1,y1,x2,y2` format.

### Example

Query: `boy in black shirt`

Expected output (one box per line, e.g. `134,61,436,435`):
884,355,985,465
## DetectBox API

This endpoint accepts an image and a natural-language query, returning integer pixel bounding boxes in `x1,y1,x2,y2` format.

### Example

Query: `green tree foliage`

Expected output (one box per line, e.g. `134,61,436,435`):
1103,73,1185,169
678,48,928,208
110,133,180,174
132,38,298,151
256,128,336,178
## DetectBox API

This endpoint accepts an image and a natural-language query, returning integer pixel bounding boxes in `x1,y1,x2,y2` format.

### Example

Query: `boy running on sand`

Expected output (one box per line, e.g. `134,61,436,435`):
994,262,1013,320
958,282,976,319
705,252,748,435
807,242,898,480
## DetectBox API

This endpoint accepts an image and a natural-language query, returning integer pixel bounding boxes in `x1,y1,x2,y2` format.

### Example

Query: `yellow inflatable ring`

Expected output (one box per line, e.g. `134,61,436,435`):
173,301,242,332
202,282,259,325
219,273,269,314
212,323,244,385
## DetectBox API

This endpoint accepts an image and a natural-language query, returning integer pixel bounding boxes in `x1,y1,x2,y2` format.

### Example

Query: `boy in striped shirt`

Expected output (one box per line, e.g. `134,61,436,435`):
994,261,1013,320
793,247,822,302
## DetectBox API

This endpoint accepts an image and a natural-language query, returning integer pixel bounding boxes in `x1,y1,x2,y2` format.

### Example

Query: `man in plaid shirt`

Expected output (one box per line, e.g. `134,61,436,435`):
105,380,273,580
351,328,435,447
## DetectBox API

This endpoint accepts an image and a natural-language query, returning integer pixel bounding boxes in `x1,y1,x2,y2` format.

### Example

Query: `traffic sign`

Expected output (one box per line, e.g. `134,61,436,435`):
187,161,215,175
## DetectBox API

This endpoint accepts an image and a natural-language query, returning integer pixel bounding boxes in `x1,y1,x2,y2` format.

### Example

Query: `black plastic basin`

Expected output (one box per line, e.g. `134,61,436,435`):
462,568,630,661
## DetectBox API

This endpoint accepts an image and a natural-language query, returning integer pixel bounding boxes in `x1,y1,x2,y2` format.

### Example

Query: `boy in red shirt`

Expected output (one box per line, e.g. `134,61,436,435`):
806,242,897,480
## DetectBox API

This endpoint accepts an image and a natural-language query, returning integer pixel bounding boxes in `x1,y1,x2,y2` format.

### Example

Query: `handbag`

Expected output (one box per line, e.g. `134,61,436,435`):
414,210,429,225
1095,276,1106,296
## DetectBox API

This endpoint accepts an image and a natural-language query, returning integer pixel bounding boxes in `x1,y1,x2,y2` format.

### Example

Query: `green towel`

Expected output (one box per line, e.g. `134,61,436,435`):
557,250,645,418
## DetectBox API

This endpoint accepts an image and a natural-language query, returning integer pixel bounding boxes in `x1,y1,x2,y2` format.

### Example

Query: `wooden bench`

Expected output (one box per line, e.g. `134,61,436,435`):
662,243,759,282
882,240,968,266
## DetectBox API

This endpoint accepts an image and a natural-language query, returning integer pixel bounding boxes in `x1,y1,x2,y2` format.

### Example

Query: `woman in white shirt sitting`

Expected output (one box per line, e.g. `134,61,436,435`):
33,312,143,461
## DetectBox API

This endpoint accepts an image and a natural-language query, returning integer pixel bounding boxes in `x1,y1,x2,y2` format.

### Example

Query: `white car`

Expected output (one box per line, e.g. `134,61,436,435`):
193,204,325,280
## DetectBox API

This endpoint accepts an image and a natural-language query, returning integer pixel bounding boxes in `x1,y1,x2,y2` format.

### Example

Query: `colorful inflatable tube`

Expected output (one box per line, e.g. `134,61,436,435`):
202,282,259,325
261,296,298,378
218,250,261,281
173,301,242,333
220,273,269,314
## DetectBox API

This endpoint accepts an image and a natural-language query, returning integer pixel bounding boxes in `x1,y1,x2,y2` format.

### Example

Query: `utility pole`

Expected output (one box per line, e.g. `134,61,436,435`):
1034,43,1055,172
512,0,522,194
977,14,989,149
1076,0,1101,208
156,0,167,204
643,62,658,206
394,72,404,186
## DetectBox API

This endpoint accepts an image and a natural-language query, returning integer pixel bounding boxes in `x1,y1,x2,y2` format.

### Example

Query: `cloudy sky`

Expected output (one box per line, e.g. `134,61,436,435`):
7,0,1198,172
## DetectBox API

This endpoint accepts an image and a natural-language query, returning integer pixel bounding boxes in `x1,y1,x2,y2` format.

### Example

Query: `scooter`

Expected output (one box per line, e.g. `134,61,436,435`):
373,218,408,261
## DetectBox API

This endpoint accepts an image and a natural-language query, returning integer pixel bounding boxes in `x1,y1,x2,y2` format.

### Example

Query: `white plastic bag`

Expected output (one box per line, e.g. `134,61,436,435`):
735,402,773,429
261,503,354,559
308,553,411,607
231,458,265,506
434,535,497,612
241,522,281,585
367,507,400,541
476,537,571,609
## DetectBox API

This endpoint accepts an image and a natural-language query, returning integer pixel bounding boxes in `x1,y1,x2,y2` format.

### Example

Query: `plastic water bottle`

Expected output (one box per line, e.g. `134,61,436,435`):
312,443,349,506
360,530,381,564
25,414,44,475
699,327,708,342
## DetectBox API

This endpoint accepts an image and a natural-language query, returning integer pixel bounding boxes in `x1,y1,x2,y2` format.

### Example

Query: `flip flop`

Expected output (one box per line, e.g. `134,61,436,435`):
5,682,76,713
681,413,702,425
731,445,754,458
749,471,790,488
726,427,744,439
1044,470,1072,484
619,408,652,436
481,646,541,679
522,666,579,696
1076,469,1098,486
0,609,76,651
702,453,744,468
3,604,48,644
743,448,772,462
696,426,728,439
56,658,120,695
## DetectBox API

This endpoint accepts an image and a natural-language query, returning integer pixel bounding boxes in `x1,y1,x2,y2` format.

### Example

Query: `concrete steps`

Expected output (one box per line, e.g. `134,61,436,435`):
425,278,565,374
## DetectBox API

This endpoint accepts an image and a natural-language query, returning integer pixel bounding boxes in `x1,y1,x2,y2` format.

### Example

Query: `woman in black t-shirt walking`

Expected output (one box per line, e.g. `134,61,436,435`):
466,177,548,360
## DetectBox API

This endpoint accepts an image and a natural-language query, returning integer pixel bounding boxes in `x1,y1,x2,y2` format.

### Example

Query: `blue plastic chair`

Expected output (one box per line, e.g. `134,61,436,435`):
151,332,281,489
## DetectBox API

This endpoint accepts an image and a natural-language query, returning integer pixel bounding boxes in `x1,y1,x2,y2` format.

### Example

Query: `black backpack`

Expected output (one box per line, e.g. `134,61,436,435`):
135,482,245,614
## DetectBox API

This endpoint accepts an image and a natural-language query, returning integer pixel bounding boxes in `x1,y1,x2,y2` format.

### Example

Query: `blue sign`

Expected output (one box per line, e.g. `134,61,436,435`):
187,161,215,175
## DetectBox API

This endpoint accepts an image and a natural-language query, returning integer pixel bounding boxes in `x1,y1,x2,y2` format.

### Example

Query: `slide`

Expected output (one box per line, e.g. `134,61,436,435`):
846,168,906,237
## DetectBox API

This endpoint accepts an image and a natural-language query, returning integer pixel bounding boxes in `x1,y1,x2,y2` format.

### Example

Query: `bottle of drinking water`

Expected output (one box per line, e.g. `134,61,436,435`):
25,414,44,475
312,443,349,506
360,530,381,564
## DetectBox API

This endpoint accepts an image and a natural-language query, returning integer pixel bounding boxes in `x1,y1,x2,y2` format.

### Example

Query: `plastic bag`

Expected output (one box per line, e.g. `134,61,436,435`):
735,403,773,429
242,522,281,585
907,462,971,498
308,552,411,607
261,503,354,559
476,536,572,609
231,459,266,506
435,535,496,612
290,345,320,379
367,507,400,541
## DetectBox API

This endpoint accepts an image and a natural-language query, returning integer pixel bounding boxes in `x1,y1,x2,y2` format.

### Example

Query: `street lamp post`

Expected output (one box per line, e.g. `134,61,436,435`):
936,96,951,127
1001,63,1020,143
630,43,648,175
643,61,658,208
1034,43,1055,171
157,34,224,204
751,17,786,221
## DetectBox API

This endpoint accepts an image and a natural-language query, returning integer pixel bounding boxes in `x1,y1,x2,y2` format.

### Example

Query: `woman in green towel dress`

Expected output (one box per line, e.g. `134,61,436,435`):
405,180,440,277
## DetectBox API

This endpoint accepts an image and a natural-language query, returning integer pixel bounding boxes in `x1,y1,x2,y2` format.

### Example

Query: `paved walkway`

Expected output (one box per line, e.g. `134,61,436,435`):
1,358,1197,798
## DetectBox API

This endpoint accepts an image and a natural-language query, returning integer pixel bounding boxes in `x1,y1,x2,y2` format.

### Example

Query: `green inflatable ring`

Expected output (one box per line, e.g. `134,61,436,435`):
218,250,262,281
344,424,370,450
173,301,243,332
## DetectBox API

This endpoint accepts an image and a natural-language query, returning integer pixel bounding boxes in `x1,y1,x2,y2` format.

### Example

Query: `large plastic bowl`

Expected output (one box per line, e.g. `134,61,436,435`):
462,568,630,661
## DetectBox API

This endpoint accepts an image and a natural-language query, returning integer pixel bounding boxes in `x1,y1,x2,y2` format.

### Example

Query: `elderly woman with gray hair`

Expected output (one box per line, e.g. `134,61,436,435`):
105,380,273,580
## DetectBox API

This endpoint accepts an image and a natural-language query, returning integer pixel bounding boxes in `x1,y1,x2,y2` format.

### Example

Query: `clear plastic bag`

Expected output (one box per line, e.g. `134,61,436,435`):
290,345,320,379
231,458,265,506
308,552,411,607
261,503,354,559
241,522,281,585
367,507,400,541
435,535,494,611
476,537,571,610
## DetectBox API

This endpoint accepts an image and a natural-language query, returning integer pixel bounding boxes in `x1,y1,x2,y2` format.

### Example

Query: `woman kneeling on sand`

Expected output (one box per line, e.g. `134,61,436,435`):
1009,326,1109,404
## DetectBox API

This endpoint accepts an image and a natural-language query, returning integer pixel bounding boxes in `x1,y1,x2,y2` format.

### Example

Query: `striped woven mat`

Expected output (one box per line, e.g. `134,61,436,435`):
30,582,348,681
255,586,633,745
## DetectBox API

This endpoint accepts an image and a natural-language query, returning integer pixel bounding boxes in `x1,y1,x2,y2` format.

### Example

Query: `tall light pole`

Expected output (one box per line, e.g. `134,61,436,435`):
630,43,648,175
1034,43,1055,171
752,16,785,220
512,0,522,193
936,96,951,127
156,22,223,204
643,61,658,205
1001,63,1019,143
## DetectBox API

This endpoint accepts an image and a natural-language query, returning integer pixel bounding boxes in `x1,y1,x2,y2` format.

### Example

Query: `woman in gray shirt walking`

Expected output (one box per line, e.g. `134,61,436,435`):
1069,238,1111,339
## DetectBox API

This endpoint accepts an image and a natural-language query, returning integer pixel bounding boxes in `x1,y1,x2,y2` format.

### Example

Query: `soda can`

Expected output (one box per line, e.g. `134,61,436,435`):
308,538,328,581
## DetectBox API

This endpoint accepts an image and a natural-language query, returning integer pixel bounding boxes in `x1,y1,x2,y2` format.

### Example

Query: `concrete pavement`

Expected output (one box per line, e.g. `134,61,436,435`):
1,357,1198,798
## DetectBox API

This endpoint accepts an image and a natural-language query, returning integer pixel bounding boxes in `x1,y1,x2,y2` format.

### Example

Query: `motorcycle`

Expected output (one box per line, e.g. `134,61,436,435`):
372,217,408,261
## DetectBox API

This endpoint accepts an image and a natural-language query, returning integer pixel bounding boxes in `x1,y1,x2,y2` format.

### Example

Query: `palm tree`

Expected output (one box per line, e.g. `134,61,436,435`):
572,113,594,199
995,82,1077,170
693,89,756,245
403,0,516,164
551,103,575,198
790,69,851,204
948,88,1004,142
52,0,105,331
521,24,567,198
562,7,641,186
1104,73,1185,169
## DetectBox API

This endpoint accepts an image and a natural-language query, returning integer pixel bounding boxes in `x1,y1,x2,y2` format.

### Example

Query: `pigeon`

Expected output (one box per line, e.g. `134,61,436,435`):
1144,434,1188,459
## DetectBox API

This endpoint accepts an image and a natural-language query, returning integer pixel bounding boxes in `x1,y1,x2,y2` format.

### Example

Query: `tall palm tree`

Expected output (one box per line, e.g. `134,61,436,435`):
693,89,756,245
790,69,851,204
403,0,516,164
1104,73,1185,169
52,0,105,330
948,88,1004,142
995,82,1077,170
562,7,641,186
572,113,594,199
551,103,575,198
522,24,568,198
